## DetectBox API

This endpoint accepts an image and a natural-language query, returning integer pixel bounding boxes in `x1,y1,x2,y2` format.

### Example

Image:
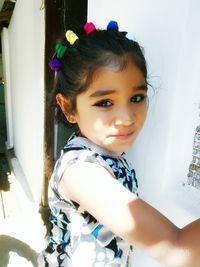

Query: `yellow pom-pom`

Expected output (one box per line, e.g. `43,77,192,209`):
65,30,79,45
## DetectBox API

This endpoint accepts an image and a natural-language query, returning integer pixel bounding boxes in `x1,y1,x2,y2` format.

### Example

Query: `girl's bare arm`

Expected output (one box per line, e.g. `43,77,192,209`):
59,162,200,267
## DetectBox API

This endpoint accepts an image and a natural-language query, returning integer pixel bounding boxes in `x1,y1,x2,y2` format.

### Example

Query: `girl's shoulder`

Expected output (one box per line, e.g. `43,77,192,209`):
52,133,118,185
56,133,138,193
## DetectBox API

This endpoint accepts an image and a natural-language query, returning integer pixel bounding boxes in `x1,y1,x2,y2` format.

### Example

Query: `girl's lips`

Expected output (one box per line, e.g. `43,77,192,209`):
108,131,135,140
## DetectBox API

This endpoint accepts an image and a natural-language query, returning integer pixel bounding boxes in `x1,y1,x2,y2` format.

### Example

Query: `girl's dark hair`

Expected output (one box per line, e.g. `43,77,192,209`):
54,26,147,126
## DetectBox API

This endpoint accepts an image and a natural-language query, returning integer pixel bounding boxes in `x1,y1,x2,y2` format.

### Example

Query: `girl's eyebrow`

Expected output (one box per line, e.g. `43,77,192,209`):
89,84,147,98
89,89,116,98
136,84,148,91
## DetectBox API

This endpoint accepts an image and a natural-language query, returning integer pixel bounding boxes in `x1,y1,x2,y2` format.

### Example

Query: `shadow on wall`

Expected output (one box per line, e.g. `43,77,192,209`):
0,80,10,192
0,235,38,267
0,82,6,154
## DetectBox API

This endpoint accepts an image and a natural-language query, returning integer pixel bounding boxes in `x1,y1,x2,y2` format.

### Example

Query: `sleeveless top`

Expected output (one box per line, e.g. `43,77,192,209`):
38,133,138,267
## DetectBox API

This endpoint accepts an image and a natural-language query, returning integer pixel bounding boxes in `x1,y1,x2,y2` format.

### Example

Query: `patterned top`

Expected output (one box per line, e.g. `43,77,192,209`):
38,133,138,267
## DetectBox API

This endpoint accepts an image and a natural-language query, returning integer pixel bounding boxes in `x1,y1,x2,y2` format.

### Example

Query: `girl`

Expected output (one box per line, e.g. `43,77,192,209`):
38,21,200,267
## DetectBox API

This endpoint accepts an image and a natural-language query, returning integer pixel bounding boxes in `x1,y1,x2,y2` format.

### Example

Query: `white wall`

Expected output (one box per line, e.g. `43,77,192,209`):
5,0,45,202
1,28,13,148
88,1,200,266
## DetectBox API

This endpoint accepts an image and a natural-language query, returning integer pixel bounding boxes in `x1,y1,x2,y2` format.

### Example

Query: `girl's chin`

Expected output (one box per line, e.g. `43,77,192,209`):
100,141,134,154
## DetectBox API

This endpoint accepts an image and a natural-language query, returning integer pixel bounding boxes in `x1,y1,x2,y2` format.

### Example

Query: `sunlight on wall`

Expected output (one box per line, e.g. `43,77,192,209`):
88,1,200,266
5,0,45,202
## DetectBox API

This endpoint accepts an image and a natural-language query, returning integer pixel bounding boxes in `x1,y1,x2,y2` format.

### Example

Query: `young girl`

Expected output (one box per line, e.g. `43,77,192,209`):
38,21,200,267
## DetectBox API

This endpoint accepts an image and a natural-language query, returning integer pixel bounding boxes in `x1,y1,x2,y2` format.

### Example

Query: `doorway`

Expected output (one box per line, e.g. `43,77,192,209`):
42,0,88,206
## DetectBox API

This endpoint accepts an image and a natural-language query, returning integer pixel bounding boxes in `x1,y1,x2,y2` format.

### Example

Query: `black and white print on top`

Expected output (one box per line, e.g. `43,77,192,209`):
38,133,138,267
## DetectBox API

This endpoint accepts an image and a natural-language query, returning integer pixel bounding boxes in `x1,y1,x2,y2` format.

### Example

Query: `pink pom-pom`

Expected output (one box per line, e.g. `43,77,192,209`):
84,22,96,35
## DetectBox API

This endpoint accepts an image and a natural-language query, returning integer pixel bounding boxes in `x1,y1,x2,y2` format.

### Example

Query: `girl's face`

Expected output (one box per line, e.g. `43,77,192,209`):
59,61,147,153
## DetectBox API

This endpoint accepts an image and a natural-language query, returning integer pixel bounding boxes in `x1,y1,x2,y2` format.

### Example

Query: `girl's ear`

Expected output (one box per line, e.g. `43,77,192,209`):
56,94,77,123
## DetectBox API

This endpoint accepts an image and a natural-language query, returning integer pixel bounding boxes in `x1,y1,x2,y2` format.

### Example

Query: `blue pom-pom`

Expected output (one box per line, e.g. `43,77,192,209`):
107,21,119,31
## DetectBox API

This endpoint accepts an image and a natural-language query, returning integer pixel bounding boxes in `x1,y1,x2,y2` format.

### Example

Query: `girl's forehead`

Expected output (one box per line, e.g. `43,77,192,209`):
80,63,146,99
89,62,145,88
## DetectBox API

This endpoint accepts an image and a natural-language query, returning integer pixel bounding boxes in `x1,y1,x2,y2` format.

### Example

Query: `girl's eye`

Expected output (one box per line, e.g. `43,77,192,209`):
131,95,146,103
94,100,113,107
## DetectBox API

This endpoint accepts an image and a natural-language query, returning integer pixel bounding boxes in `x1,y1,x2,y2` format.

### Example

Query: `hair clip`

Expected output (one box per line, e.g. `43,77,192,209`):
48,59,62,72
107,20,119,31
55,44,67,59
84,22,96,35
65,30,79,45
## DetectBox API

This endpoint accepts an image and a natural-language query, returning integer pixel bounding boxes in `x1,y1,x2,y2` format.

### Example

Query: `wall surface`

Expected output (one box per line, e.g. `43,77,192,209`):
3,0,45,202
88,1,200,266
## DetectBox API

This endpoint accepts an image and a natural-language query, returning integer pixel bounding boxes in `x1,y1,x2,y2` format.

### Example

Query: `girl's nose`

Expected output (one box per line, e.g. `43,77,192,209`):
114,107,134,127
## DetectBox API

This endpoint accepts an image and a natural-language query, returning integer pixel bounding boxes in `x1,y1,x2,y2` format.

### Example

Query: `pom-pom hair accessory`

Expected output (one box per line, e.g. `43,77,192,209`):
84,22,96,34
48,20,119,72
48,30,79,72
107,20,119,31
55,44,67,59
65,30,79,45
48,59,62,72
